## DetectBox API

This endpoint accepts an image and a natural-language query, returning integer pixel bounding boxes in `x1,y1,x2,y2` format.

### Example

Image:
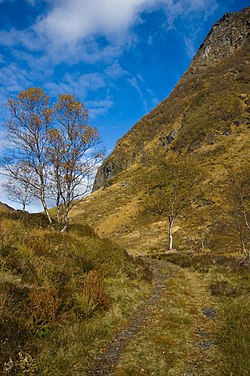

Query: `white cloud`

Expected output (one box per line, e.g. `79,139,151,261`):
184,35,196,58
45,72,106,98
105,62,127,79
35,0,218,46
0,63,32,102
0,128,7,152
86,99,114,118
127,73,159,111
128,76,149,112
162,0,218,27
0,168,9,205
35,0,156,45
0,0,218,63
0,0,218,114
0,29,40,51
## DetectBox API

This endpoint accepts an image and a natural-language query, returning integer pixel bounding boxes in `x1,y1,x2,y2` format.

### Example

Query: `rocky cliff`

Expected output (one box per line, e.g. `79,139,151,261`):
189,7,249,74
93,6,250,191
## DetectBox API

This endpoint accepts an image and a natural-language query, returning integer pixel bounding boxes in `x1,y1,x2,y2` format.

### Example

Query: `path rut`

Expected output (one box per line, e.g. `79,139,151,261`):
88,258,168,376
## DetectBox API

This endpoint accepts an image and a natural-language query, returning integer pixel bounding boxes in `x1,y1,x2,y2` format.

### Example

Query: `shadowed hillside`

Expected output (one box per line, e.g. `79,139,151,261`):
0,202,15,212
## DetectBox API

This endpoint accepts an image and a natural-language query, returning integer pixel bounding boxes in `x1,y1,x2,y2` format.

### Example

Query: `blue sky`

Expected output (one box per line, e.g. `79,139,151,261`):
0,0,249,210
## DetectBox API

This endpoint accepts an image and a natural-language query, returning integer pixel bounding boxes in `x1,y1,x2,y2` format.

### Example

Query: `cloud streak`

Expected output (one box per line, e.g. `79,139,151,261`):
35,0,155,44
0,0,218,63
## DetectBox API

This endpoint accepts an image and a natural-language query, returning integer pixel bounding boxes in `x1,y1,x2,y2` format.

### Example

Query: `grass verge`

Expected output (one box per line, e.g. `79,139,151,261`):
163,252,250,376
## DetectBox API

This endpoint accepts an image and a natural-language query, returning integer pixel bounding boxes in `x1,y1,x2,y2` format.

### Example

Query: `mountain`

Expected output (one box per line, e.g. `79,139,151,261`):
93,6,249,190
1,8,249,373
71,6,250,255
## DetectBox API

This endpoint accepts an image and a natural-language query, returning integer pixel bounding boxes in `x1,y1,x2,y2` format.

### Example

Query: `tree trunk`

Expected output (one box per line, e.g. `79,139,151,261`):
40,192,54,229
57,207,61,225
61,204,69,232
56,194,62,225
201,237,205,252
44,204,53,227
243,210,250,231
60,218,69,232
236,217,249,262
168,216,174,250
38,172,54,229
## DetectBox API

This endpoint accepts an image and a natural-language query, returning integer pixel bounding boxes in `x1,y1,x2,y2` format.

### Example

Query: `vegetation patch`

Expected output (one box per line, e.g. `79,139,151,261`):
164,252,250,376
217,296,250,376
0,211,150,375
114,261,222,376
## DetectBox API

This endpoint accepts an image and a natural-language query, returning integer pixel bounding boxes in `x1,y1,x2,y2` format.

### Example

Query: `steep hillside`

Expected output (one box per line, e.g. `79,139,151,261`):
93,6,250,191
71,6,250,256
0,201,15,212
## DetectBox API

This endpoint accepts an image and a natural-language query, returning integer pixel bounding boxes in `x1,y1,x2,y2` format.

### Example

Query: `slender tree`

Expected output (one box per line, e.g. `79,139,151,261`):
49,94,103,231
226,164,250,263
144,155,204,250
4,179,33,211
4,88,53,225
2,89,103,230
4,174,33,211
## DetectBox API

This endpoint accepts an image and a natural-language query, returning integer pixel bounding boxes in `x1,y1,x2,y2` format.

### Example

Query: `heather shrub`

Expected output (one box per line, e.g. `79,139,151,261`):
0,210,148,374
24,285,62,331
73,270,109,318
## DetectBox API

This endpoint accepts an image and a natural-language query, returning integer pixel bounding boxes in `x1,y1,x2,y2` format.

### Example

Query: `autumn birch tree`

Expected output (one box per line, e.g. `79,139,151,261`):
2,88,103,230
4,168,34,211
144,156,204,250
48,94,103,231
226,164,250,263
3,88,54,225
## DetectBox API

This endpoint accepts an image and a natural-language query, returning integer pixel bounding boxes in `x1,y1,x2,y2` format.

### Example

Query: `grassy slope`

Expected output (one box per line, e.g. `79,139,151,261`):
71,46,250,256
0,211,151,375
0,202,15,212
67,25,250,376
1,211,248,375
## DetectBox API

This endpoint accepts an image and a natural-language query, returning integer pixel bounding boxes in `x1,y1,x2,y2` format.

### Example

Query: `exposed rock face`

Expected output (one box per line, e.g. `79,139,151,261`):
93,6,250,191
159,128,179,146
189,8,249,74
93,160,124,190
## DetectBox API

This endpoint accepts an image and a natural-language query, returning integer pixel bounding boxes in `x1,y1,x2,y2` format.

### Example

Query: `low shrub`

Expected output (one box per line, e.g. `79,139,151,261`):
0,211,148,374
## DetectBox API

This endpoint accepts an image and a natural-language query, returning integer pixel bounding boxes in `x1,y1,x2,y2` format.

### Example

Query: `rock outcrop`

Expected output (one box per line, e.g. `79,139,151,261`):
93,7,249,191
188,8,249,74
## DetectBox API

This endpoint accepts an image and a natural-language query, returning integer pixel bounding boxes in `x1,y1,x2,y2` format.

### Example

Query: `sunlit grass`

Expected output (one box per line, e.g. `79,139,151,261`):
0,210,150,375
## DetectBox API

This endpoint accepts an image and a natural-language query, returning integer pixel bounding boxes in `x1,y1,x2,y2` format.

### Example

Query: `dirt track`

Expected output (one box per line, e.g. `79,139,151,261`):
88,259,168,376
